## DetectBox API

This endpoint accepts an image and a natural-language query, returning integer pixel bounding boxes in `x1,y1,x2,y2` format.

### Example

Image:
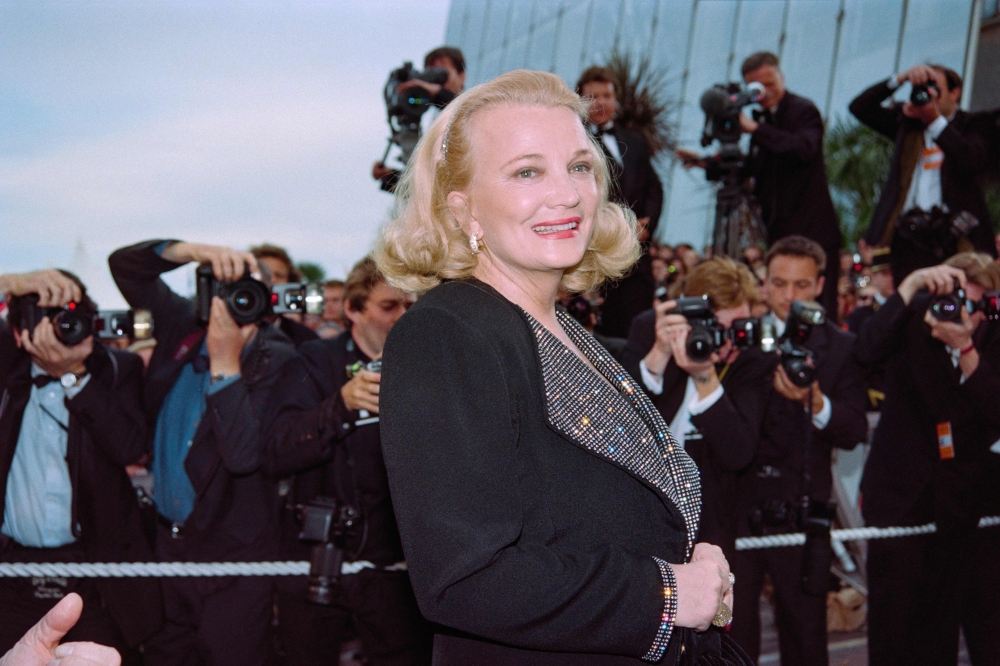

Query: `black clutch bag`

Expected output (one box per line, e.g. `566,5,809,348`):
677,627,755,666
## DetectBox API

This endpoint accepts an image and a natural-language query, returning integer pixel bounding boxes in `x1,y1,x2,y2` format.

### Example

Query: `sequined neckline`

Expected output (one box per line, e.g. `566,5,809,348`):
520,308,702,558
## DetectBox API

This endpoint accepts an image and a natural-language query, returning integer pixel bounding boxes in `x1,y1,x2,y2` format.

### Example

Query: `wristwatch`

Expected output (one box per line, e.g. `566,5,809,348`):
60,371,87,388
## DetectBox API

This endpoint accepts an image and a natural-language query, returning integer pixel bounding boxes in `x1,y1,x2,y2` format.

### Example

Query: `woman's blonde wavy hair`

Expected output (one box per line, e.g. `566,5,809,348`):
374,69,640,294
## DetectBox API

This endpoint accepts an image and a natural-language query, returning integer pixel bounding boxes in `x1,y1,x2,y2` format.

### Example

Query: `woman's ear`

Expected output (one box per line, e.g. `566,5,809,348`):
447,191,478,237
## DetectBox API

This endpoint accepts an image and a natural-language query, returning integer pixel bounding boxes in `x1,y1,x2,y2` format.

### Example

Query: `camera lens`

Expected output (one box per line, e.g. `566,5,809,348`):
224,278,271,325
782,355,815,388
53,309,93,346
930,296,963,322
686,328,716,363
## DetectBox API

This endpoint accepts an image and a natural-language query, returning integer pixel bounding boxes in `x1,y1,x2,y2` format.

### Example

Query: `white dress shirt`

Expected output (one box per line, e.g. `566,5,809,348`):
638,360,724,449
589,122,623,165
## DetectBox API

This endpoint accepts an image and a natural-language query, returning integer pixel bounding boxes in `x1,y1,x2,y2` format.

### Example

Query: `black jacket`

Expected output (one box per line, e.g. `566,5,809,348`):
855,292,1000,530
601,126,664,233
277,315,319,348
109,240,306,561
597,252,656,339
380,280,702,665
266,332,405,568
849,79,997,257
744,91,842,251
619,308,774,553
0,330,162,646
739,320,868,522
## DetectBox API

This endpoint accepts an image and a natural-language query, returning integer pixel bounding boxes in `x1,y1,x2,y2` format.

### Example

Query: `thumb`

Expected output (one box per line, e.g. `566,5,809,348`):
25,592,82,652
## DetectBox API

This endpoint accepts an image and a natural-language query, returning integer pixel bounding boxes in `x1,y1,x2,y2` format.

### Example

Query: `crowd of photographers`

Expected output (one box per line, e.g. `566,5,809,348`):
1,45,999,666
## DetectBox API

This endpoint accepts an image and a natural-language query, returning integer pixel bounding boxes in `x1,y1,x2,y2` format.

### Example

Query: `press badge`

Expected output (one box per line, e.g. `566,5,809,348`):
937,422,955,460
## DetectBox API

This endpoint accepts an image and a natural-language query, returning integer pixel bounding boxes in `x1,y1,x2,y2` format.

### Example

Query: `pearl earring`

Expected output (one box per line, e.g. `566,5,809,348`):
469,232,482,254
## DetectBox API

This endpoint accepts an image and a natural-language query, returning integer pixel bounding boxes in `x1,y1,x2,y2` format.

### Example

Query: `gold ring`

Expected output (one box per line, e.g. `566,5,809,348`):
712,602,733,628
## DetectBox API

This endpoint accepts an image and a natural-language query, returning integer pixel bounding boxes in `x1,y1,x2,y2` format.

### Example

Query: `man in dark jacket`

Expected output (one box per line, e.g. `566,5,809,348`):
109,240,311,666
266,257,429,666
0,269,161,662
850,64,997,285
730,237,868,666
619,257,773,565
577,65,665,338
855,254,1000,666
249,242,319,348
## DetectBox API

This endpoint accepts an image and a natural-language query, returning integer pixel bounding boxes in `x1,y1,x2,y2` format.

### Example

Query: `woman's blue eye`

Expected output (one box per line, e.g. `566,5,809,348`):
571,163,592,173
518,169,535,178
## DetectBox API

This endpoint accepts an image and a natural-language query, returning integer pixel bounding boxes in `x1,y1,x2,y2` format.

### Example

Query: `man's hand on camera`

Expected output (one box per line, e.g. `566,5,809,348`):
17,318,91,378
160,242,258,282
341,369,380,414
666,322,722,398
773,367,824,415
924,305,976,351
898,64,938,87
372,162,394,181
643,299,678,375
0,270,82,307
206,297,256,377
738,113,759,134
674,149,707,170
897,265,967,306
396,78,441,98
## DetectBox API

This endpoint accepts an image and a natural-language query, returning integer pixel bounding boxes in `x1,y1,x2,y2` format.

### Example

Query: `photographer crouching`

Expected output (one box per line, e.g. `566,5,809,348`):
855,253,1000,666
266,257,430,666
109,240,310,666
619,257,775,566
731,236,868,665
0,270,161,662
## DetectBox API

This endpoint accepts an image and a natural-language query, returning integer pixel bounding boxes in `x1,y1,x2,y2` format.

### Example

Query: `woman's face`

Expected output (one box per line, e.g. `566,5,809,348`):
457,104,600,280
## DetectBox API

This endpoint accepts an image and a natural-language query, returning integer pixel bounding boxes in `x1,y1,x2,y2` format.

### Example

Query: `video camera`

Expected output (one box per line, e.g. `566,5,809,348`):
196,264,325,326
383,61,450,166
699,81,765,150
929,279,1000,322
16,295,154,346
297,496,362,606
658,291,765,363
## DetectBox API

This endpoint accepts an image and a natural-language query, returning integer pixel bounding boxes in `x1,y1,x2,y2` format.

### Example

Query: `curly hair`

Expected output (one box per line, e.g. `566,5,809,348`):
374,69,639,294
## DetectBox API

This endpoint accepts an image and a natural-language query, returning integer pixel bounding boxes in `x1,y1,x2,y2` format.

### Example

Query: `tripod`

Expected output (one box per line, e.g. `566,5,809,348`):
710,144,766,259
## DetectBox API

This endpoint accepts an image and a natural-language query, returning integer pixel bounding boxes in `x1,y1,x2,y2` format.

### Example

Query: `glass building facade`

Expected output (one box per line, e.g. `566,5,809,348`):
444,0,984,247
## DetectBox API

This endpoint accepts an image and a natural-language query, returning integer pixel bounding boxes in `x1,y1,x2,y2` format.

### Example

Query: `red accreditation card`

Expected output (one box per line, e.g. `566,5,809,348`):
937,422,955,460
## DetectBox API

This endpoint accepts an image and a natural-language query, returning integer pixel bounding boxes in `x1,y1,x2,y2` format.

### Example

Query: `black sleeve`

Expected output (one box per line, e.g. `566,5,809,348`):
821,335,870,450
959,327,1000,430
849,80,901,140
854,293,918,365
751,99,824,163
935,120,995,177
380,307,666,657
618,309,656,383
66,350,149,467
642,161,664,228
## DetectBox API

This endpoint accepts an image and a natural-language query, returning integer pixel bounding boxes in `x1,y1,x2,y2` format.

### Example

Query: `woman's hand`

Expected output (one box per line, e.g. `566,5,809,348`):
670,543,732,632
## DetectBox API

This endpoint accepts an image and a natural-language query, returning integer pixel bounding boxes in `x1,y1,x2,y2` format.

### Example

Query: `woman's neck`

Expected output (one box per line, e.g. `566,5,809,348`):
473,257,561,328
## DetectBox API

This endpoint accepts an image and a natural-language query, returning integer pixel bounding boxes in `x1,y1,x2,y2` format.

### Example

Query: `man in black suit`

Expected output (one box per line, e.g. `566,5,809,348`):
109,240,311,666
855,253,1000,666
846,248,895,410
577,65,665,338
618,257,775,566
0,269,161,662
730,236,868,666
680,52,843,313
850,64,997,286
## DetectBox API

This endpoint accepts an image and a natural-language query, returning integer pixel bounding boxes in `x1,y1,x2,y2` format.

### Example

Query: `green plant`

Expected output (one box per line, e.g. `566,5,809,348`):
605,49,678,157
297,262,326,282
824,120,894,247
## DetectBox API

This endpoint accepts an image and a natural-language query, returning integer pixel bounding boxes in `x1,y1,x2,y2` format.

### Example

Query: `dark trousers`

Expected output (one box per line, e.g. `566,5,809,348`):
143,523,274,666
276,568,431,666
730,544,828,666
0,539,133,662
870,525,1000,666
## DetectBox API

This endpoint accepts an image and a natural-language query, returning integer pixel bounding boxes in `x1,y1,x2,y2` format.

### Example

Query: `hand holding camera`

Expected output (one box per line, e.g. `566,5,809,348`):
773,366,823,414
16,316,92,379
341,366,381,414
206,297,256,378
898,264,967,306
160,242,259,283
0,270,82,307
899,64,942,124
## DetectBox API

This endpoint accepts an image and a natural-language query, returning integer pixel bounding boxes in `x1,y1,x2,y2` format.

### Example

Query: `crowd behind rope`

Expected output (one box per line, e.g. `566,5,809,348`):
0,45,999,666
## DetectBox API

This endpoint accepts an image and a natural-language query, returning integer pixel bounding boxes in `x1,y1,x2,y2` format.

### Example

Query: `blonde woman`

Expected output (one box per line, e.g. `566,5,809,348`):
376,70,743,665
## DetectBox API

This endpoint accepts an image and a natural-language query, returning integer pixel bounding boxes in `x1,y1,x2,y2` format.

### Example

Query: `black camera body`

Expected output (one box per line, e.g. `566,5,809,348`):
929,280,1000,322
699,81,765,148
195,264,272,326
910,82,939,107
774,300,826,388
16,295,95,346
298,496,362,606
383,61,450,165
665,295,763,363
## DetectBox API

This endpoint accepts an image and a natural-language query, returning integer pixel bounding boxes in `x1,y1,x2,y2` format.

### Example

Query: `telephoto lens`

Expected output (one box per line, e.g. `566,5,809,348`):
51,305,93,346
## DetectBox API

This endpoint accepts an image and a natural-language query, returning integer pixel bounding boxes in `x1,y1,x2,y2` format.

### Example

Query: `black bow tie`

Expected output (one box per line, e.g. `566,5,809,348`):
33,374,58,389
593,125,612,138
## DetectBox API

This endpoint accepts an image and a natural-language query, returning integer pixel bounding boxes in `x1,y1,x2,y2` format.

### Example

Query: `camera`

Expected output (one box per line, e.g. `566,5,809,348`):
195,264,272,326
665,295,763,363
910,82,939,107
383,61,450,165
929,279,1000,322
16,296,95,346
775,300,826,388
298,496,362,606
699,81,765,149
271,282,324,317
93,310,154,341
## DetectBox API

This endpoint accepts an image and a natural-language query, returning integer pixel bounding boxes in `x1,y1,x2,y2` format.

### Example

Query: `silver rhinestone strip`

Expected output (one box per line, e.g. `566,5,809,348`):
642,556,678,662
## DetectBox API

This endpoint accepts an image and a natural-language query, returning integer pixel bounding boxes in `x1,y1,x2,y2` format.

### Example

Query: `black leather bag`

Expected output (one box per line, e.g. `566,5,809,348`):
678,627,756,666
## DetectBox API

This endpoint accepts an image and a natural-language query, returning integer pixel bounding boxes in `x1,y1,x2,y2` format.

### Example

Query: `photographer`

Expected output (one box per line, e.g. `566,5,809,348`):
679,52,842,313
849,64,997,285
265,257,429,666
0,270,161,662
855,253,1000,666
249,242,319,348
730,236,868,666
619,257,774,564
108,240,310,666
372,46,466,193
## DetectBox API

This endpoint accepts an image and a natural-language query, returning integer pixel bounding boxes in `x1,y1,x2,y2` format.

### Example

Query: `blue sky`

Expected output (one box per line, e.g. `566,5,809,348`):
1,1,450,307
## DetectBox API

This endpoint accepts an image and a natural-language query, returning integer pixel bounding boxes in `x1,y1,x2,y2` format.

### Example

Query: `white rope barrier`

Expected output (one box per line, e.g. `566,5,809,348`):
735,515,998,551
